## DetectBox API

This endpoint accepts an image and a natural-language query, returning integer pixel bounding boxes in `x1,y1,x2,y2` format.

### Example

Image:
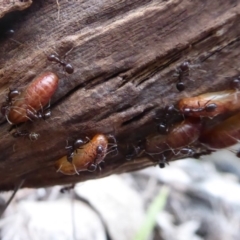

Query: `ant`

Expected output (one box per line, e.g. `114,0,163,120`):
155,105,183,135
192,149,214,159
146,150,170,168
125,140,144,161
48,53,74,74
66,134,118,164
1,89,20,116
1,72,58,125
55,134,109,175
182,102,217,115
65,137,89,163
26,107,51,121
178,147,195,156
175,61,190,92
180,98,217,117
177,90,240,118
157,147,194,168
12,130,40,141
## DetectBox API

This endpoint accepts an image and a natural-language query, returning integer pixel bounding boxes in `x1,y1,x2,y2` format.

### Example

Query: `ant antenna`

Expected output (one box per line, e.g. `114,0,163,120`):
0,179,25,217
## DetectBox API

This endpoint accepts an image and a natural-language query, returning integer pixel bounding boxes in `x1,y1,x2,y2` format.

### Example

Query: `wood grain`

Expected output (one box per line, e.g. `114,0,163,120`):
0,0,239,190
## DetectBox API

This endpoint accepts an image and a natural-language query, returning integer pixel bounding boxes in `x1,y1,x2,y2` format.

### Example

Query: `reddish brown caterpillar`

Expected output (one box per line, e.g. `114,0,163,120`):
199,112,240,149
145,118,201,156
178,90,240,118
1,72,59,124
55,134,109,175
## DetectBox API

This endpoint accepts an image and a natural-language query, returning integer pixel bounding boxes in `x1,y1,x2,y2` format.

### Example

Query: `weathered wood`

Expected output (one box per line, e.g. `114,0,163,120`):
0,0,32,18
0,0,240,190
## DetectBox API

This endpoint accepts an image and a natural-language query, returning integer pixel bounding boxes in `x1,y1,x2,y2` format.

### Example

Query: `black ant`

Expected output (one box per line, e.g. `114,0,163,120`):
26,107,51,121
1,89,20,116
155,105,183,134
183,102,217,115
12,130,40,141
175,61,190,92
60,184,75,193
56,134,109,174
65,137,89,163
1,72,58,125
48,54,74,74
125,140,145,161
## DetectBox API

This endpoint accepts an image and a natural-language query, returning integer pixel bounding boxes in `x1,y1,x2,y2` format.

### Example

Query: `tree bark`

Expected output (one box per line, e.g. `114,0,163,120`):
0,0,239,190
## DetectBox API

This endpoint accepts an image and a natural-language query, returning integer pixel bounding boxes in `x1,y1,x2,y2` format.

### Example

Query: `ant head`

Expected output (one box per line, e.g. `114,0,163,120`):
231,78,240,89
74,139,84,149
42,109,51,120
179,61,190,72
96,145,104,156
47,54,58,61
12,130,29,138
179,147,195,156
8,89,20,101
158,123,169,135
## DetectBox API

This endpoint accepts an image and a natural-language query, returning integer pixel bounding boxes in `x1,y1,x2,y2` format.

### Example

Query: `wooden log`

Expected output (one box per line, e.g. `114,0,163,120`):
0,0,239,190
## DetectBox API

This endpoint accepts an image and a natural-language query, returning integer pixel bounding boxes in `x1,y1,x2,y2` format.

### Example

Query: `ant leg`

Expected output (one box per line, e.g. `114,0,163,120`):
0,179,25,217
65,139,74,163
107,134,118,156
67,152,74,163
60,184,75,193
158,152,169,168
87,163,97,172
26,109,39,121
9,125,34,140
72,163,79,175
64,47,74,58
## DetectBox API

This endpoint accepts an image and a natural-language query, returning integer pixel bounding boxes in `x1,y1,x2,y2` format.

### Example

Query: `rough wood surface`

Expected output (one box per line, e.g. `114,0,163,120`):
0,0,240,190
0,0,32,18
